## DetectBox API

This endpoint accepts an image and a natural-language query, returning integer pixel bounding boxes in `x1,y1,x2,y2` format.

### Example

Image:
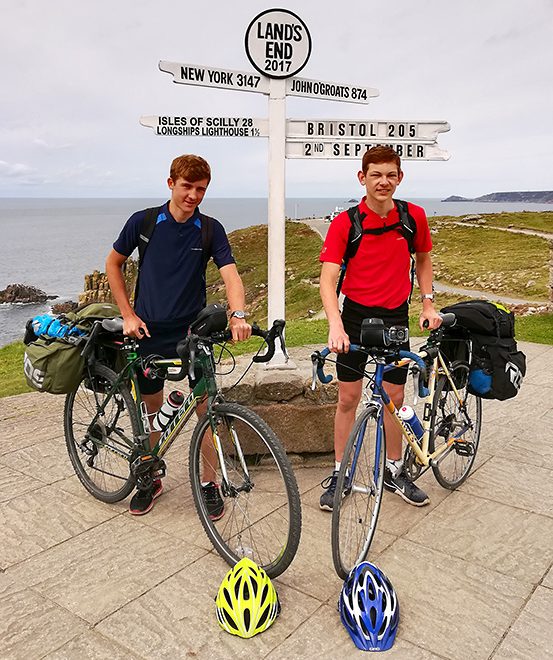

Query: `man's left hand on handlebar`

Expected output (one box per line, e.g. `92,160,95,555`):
229,316,252,342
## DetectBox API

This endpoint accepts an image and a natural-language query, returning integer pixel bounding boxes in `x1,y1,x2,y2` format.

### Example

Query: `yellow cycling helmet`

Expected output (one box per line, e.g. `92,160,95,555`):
215,557,280,638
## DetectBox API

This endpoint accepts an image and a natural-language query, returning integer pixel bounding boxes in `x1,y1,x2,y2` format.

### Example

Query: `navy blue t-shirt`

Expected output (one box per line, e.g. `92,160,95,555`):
113,202,235,322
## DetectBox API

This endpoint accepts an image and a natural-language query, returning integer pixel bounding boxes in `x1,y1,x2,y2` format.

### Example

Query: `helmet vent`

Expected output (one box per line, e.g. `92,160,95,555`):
243,581,250,601
234,580,241,600
223,608,238,631
257,604,270,628
251,577,258,598
244,607,251,630
261,583,269,602
369,605,377,629
223,587,233,609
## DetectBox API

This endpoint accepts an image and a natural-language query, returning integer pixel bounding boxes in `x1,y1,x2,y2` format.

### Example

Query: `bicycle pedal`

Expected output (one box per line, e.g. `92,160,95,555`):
454,442,474,457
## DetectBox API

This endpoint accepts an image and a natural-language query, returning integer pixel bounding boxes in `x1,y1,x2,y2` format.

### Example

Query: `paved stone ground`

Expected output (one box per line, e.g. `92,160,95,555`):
1,340,552,659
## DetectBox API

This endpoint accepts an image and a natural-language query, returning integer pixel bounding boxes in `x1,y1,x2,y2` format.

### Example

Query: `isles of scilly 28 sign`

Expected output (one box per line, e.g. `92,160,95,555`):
245,8,312,79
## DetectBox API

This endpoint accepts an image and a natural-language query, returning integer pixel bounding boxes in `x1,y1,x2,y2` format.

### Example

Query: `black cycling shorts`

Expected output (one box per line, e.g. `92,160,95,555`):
136,318,201,395
336,298,410,385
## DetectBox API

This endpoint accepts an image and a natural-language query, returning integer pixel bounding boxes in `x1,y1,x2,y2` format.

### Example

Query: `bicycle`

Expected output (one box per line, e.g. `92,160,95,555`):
310,313,482,579
63,305,302,578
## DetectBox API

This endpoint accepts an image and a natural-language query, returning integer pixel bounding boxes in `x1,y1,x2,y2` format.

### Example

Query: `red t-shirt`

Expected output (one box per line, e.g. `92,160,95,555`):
320,197,432,308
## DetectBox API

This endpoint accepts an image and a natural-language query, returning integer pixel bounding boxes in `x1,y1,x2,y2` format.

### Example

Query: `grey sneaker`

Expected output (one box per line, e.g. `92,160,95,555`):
384,468,430,507
319,471,339,511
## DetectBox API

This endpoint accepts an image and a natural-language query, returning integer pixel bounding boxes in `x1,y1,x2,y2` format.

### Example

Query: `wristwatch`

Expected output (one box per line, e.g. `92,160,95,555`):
230,310,246,319
420,293,435,302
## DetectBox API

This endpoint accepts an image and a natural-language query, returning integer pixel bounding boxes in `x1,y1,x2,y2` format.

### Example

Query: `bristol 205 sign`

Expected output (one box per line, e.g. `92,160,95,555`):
245,9,311,79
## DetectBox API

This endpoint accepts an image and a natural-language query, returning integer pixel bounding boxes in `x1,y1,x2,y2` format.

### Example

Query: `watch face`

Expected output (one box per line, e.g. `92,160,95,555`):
232,311,246,319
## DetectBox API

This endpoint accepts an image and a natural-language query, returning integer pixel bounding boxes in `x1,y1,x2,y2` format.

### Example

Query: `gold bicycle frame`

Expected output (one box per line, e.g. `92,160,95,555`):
382,349,471,468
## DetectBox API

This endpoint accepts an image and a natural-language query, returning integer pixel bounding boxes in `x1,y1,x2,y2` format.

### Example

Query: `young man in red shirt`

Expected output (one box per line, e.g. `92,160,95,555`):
319,146,441,509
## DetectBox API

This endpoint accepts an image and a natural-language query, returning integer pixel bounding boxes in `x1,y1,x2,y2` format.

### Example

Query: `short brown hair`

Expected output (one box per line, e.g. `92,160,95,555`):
361,146,401,175
170,154,211,183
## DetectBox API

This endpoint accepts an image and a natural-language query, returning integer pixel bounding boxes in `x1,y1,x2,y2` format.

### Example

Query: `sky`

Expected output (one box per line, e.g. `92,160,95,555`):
1,0,552,199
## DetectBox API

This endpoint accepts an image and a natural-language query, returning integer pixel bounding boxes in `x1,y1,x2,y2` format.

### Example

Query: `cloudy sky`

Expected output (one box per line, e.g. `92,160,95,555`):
1,0,552,199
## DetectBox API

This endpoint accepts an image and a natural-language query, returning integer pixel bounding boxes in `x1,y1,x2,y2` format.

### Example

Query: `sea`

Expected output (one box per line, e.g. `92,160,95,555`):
1,196,552,347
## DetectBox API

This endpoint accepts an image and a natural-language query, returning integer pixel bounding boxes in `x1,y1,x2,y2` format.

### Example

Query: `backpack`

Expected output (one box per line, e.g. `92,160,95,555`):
136,206,214,299
336,199,417,298
23,303,123,394
440,300,526,401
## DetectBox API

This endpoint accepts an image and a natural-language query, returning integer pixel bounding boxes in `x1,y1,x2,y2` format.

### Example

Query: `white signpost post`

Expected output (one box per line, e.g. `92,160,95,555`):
142,8,450,365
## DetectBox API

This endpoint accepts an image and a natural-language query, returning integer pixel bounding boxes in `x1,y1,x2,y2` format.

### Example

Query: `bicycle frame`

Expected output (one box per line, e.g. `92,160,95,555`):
363,347,473,471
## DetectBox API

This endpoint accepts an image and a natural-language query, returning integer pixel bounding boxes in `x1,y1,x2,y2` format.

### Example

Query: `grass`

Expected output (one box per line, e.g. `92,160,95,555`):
435,210,553,234
0,342,33,398
206,220,322,322
429,222,549,300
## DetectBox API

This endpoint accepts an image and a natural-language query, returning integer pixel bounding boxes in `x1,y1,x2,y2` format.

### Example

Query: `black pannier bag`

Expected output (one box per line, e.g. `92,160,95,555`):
440,300,526,401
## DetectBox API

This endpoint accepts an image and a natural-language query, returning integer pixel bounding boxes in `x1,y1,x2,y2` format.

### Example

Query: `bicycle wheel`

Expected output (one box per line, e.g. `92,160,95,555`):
189,402,302,578
64,363,137,502
429,361,482,489
331,405,385,580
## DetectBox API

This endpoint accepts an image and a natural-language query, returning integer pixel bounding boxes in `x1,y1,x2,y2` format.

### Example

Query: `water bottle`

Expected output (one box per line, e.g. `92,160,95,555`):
152,390,185,431
398,405,424,441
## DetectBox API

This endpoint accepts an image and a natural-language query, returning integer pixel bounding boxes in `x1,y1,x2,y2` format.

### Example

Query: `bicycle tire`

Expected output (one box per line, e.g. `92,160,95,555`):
188,402,302,578
331,405,385,580
429,361,482,489
64,363,137,502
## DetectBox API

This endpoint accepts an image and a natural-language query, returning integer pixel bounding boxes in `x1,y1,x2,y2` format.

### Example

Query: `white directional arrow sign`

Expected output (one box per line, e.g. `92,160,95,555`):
159,61,270,94
140,115,269,137
286,119,450,141
285,140,450,160
286,77,379,104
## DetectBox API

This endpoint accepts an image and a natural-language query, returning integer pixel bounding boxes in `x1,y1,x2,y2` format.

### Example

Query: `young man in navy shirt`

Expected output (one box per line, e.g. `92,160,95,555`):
106,154,251,515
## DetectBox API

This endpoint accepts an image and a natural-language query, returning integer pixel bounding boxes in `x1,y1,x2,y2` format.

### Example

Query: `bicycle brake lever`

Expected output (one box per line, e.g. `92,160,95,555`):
311,359,318,391
412,369,420,406
188,342,196,381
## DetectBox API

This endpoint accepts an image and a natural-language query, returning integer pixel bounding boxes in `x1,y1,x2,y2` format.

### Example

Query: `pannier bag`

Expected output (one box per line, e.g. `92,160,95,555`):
440,300,526,401
23,302,122,394
23,338,85,394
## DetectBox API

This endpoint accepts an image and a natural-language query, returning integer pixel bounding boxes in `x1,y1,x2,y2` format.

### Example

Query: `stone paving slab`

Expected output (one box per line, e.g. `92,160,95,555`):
0,436,76,484
264,603,445,659
405,490,553,584
1,588,88,660
0,482,119,570
493,586,553,659
43,629,141,660
377,539,532,660
7,516,208,624
95,553,322,659
459,455,553,519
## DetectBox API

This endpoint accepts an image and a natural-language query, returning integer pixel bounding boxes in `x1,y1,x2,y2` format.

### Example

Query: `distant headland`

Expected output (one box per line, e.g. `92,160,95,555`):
442,191,553,203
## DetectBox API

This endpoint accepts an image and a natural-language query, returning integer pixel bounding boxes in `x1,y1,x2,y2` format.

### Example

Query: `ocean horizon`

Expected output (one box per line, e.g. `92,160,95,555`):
1,196,552,347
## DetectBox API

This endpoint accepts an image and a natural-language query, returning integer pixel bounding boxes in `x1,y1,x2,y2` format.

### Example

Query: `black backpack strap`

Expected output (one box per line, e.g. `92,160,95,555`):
393,199,417,254
138,207,161,267
336,206,366,296
134,206,163,301
199,213,214,268
394,198,417,303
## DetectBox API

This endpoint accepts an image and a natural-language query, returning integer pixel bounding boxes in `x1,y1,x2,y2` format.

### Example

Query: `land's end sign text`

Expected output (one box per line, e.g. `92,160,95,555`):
245,8,311,79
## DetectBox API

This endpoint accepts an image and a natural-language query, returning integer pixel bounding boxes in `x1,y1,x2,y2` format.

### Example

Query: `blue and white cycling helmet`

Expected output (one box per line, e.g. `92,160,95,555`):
339,561,399,652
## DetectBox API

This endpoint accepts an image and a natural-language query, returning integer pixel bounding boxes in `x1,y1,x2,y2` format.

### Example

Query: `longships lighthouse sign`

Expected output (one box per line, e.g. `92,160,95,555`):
140,9,450,362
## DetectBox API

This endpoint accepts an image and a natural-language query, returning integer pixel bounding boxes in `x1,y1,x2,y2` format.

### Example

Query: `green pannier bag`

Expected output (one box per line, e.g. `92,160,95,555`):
23,302,123,394
23,337,85,394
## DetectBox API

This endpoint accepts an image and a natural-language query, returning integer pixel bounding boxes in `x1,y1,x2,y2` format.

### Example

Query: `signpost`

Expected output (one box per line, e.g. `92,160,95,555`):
285,141,450,160
140,115,268,138
143,9,450,364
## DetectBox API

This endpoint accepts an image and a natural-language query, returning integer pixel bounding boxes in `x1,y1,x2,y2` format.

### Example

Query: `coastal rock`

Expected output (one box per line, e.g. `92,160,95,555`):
51,300,79,314
0,283,57,304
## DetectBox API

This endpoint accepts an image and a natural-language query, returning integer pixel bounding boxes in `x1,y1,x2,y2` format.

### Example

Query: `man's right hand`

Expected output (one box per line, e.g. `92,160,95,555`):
328,321,350,353
123,313,150,339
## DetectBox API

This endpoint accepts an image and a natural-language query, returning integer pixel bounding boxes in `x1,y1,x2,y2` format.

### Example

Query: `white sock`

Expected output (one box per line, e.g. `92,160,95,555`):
386,458,403,477
335,460,341,472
